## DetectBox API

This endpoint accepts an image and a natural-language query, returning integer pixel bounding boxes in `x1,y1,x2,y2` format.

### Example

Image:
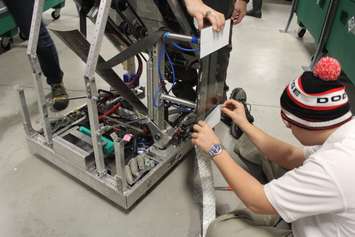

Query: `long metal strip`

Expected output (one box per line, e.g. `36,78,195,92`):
195,51,222,237
83,0,113,176
27,0,53,145
195,148,216,237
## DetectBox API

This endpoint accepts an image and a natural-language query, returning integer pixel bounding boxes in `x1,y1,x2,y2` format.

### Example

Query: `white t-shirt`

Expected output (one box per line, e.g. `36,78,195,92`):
264,118,355,237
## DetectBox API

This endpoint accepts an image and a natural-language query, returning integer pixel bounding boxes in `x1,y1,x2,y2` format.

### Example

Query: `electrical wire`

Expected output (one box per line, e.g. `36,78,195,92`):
124,54,143,88
157,42,176,94
157,43,169,94
158,44,167,84
165,49,176,90
136,54,143,79
156,35,199,108
99,103,121,121
172,42,199,52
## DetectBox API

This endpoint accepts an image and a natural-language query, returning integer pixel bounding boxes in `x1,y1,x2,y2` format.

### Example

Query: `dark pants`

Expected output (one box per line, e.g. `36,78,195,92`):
252,0,263,11
3,0,63,86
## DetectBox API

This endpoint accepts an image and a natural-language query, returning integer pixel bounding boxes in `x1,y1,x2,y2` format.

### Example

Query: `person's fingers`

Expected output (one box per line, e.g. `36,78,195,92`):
191,133,199,138
232,16,238,25
207,13,219,31
198,120,207,127
213,12,222,31
221,107,234,117
217,13,225,31
191,138,197,145
227,99,243,108
236,11,245,24
196,13,204,30
236,16,243,24
223,100,238,110
193,124,202,132
232,10,240,25
221,106,232,113
215,14,221,31
224,99,237,105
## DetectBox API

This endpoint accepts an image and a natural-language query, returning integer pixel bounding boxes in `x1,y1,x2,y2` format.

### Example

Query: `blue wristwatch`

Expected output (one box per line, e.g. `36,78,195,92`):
208,144,223,158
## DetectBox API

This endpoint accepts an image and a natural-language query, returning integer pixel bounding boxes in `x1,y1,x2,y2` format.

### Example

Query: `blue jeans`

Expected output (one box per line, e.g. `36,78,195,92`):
3,0,63,86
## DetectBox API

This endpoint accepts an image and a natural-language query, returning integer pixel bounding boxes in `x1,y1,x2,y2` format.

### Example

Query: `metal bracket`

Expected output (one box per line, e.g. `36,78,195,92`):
145,119,173,149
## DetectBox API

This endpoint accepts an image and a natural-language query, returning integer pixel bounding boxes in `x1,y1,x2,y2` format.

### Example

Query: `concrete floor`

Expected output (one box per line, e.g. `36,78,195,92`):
0,1,352,237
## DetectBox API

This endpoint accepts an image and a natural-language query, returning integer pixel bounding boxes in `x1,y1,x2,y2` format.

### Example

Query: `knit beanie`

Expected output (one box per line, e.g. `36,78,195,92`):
280,57,353,130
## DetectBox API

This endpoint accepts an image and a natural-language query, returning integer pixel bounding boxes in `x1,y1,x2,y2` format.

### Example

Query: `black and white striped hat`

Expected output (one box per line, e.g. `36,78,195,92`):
280,57,352,130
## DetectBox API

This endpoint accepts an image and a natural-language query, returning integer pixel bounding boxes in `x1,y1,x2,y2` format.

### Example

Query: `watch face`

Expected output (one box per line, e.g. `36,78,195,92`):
212,145,220,153
209,144,222,157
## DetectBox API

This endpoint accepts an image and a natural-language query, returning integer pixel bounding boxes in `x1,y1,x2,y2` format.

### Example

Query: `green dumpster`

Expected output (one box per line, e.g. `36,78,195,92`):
296,0,332,42
326,0,355,84
0,0,65,50
0,3,16,37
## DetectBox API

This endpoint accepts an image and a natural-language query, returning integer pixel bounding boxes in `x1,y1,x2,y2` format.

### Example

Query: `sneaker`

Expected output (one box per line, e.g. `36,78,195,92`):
221,87,248,126
51,83,69,111
224,88,254,140
246,10,262,18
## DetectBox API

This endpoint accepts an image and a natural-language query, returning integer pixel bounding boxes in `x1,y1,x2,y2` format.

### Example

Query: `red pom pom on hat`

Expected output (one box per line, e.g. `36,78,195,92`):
313,56,341,81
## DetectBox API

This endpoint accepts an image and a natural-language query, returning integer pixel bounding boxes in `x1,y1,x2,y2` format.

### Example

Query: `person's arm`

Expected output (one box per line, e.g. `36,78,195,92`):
222,100,305,170
214,150,277,214
184,0,225,31
232,0,248,24
192,121,276,214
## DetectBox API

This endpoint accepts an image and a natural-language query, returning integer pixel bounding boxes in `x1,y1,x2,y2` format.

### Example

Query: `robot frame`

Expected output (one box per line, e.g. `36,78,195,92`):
17,0,227,209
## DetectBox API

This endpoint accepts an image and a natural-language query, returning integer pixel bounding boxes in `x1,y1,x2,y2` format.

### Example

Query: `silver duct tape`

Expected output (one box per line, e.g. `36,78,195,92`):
195,147,216,237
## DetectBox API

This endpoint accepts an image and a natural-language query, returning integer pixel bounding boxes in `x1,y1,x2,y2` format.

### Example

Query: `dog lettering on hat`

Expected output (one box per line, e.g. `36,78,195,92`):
317,93,347,104
281,56,352,130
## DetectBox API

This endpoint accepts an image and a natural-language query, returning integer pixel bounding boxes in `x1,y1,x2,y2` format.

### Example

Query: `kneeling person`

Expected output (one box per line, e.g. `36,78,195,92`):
192,57,355,237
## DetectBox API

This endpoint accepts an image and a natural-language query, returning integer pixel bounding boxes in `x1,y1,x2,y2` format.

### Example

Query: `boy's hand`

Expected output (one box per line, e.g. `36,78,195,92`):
184,0,225,31
222,99,249,127
192,121,220,153
232,0,247,24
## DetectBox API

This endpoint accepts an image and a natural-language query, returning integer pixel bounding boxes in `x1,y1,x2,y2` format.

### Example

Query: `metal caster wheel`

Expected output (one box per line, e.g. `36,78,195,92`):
51,9,61,20
298,28,306,38
1,37,13,51
19,32,28,41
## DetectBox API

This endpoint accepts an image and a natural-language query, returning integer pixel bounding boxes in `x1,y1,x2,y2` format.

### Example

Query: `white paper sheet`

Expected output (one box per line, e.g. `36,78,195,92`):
200,19,231,59
205,105,221,128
